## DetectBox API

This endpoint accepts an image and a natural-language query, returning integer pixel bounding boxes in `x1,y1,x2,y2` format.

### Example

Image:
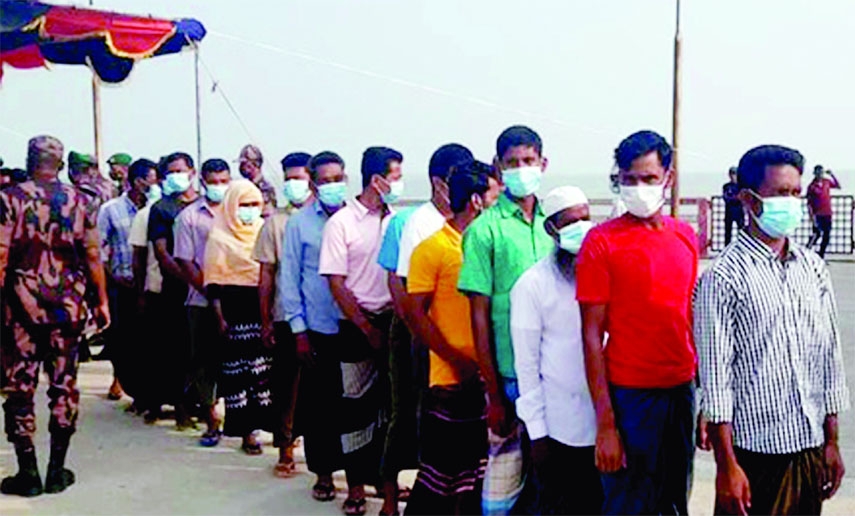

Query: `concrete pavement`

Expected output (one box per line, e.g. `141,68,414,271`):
2,262,855,515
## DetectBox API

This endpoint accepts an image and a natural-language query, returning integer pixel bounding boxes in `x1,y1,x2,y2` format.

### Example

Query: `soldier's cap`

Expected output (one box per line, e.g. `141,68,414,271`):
107,153,132,166
68,151,96,167
28,135,64,161
239,144,263,164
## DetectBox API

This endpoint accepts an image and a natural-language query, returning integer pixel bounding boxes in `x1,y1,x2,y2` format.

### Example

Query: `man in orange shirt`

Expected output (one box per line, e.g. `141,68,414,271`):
577,130,698,514
405,161,500,515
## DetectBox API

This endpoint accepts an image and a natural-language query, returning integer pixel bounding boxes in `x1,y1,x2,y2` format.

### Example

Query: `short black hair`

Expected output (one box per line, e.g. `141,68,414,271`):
201,158,230,180
729,166,738,175
281,152,312,171
361,146,403,188
308,151,346,182
429,143,473,180
449,160,492,214
496,125,542,161
737,145,804,192
813,164,824,174
129,158,158,183
164,152,194,171
614,130,672,171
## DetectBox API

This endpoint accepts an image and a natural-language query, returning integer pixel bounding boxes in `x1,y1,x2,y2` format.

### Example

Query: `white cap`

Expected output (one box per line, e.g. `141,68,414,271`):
542,186,589,219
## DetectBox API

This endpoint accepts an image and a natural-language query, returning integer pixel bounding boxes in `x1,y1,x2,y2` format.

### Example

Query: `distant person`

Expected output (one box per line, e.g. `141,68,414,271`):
107,153,132,193
319,146,402,515
254,151,313,476
696,145,849,515
577,130,698,515
807,165,841,258
404,162,500,515
68,151,117,207
204,180,274,455
279,151,348,502
608,168,627,219
173,158,232,446
458,125,553,515
0,136,110,496
723,166,744,245
238,144,277,217
511,186,602,515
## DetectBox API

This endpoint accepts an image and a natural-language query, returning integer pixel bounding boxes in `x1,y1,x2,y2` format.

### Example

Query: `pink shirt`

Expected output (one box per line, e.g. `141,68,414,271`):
319,198,393,313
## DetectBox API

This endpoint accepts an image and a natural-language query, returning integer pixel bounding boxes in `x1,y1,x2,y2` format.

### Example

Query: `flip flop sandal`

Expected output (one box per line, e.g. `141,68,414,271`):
241,441,263,455
312,482,336,502
397,486,411,502
199,430,222,447
343,497,366,516
273,461,296,478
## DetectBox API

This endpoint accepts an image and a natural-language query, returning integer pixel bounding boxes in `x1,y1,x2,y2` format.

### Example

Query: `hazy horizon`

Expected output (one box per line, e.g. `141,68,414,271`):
1,0,854,200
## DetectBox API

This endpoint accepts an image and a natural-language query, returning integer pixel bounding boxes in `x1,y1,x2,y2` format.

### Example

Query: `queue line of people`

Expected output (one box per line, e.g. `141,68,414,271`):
0,126,849,516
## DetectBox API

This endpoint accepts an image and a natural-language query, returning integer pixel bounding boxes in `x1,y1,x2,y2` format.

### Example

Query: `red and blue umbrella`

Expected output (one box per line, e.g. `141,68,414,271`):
0,0,206,82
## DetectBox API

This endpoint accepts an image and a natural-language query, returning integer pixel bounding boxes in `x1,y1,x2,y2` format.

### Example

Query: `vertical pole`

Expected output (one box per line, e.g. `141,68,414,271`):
92,72,103,170
194,45,202,168
670,0,682,217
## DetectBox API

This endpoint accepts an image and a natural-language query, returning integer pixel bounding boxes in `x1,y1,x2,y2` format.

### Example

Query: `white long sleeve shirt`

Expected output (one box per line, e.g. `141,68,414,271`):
510,255,597,447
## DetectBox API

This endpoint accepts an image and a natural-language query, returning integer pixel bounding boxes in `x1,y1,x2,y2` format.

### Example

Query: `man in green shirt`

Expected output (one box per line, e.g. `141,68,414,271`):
457,125,553,515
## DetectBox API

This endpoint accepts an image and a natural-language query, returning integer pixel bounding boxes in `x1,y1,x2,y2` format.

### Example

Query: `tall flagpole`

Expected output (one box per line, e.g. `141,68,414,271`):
670,0,682,217
92,73,103,167
194,45,202,168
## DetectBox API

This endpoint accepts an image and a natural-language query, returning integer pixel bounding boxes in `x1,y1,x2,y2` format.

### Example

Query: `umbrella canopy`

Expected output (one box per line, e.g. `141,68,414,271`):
0,1,206,82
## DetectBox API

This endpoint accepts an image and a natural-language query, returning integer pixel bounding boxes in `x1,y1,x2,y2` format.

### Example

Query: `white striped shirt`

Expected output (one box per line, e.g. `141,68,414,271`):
695,230,849,454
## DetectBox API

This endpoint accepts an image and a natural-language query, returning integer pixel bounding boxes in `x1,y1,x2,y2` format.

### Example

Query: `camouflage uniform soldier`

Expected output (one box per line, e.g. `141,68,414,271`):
0,136,110,497
68,151,118,208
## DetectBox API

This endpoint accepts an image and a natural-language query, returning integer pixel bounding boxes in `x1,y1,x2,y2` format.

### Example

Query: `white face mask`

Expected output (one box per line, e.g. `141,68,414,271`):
620,183,665,218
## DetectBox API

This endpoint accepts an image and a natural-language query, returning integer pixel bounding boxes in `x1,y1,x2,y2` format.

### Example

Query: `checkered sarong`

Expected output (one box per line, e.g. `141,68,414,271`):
481,420,526,516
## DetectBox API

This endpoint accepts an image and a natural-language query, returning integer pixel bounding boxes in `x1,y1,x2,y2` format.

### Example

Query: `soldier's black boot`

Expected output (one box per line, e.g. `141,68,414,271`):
44,435,75,494
1,445,43,497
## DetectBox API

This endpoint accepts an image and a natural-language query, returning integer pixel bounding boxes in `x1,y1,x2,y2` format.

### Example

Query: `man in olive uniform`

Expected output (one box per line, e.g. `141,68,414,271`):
107,153,133,193
0,136,110,497
68,151,117,207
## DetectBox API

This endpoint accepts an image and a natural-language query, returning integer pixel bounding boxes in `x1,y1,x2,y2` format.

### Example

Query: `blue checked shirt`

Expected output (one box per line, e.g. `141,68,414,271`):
98,193,138,282
695,231,850,454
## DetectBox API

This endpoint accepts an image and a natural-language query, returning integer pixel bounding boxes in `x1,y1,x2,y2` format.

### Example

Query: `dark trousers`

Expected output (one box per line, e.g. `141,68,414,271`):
537,439,603,515
601,382,695,515
808,215,832,258
298,331,344,476
715,447,824,516
724,209,744,246
271,321,300,448
104,280,136,369
186,306,220,409
2,317,81,447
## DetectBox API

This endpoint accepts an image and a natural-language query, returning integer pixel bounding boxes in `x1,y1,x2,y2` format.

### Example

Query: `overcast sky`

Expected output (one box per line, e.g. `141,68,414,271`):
1,0,853,198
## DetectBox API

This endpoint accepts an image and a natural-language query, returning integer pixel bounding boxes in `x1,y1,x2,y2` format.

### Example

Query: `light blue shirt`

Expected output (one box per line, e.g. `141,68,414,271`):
279,200,343,335
377,206,418,272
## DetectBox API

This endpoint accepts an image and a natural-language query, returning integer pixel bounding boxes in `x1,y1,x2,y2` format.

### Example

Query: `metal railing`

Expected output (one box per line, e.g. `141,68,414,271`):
709,195,854,255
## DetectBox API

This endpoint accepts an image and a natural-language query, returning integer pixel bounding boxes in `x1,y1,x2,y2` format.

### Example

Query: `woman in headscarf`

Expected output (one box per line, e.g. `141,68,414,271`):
204,179,273,454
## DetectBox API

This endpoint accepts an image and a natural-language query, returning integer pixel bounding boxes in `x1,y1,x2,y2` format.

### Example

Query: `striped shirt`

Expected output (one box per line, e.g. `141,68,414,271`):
695,230,849,454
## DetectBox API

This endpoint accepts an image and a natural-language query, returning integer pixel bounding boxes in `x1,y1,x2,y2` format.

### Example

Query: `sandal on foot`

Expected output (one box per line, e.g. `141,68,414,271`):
273,460,296,478
199,430,222,447
0,472,43,497
241,441,263,455
312,482,336,502
343,497,366,516
44,468,75,494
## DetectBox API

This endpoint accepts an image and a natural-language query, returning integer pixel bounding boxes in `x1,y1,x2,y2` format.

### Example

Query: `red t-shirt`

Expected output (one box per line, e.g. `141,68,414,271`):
576,215,698,389
807,179,832,216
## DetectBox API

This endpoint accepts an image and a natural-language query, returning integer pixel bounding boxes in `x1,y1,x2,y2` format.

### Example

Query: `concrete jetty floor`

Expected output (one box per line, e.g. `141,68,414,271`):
2,262,854,515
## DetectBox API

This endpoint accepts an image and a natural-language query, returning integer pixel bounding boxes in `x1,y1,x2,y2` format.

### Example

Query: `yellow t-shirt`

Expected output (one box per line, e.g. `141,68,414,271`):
407,223,478,387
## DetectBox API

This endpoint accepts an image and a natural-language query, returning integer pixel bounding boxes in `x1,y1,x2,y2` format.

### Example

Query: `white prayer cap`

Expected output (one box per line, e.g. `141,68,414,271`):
542,186,589,219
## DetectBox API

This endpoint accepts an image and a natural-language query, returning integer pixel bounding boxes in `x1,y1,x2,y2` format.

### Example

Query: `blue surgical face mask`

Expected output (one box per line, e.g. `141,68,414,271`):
165,171,191,194
502,166,542,198
317,181,347,208
381,180,404,205
284,179,311,205
147,183,163,204
205,183,228,204
750,192,803,238
236,206,262,225
557,220,593,254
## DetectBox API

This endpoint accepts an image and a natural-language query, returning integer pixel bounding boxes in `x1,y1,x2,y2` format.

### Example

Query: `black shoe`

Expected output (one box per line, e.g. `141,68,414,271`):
0,472,43,497
44,468,75,494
